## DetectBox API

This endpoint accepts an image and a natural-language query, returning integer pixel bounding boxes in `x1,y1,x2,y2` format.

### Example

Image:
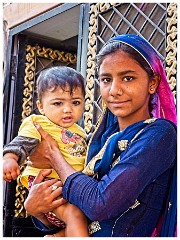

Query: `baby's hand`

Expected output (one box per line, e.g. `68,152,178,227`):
3,157,20,182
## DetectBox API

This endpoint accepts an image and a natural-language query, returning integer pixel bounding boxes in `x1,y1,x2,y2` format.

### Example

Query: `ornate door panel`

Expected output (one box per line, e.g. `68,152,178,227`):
3,38,77,237
15,43,77,212
22,44,77,118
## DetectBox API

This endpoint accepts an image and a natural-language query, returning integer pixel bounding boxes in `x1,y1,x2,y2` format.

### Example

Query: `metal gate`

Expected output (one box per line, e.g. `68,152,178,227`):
84,2,177,133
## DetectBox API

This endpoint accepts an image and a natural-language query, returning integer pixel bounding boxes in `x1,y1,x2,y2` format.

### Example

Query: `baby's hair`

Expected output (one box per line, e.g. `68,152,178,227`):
37,66,85,101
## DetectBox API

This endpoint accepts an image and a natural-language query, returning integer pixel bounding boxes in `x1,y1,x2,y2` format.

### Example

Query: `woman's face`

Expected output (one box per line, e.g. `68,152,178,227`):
99,50,154,130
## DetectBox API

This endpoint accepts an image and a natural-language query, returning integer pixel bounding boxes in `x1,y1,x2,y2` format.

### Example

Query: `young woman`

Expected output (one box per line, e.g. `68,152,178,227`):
24,34,177,237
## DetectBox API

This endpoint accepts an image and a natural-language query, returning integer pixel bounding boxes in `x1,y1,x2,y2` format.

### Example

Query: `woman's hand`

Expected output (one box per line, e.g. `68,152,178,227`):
24,169,67,220
29,122,77,184
27,122,61,169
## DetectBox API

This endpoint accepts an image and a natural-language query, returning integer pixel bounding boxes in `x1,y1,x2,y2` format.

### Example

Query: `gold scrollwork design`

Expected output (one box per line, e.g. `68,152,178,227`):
36,46,77,63
14,166,28,218
22,45,77,120
22,45,36,119
84,3,115,134
15,45,77,218
166,3,177,102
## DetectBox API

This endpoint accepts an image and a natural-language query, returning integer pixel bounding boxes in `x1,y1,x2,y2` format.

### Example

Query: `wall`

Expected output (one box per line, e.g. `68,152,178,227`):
3,3,62,29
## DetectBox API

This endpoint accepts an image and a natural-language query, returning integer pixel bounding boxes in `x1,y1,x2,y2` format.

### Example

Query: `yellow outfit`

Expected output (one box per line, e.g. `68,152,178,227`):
19,114,87,188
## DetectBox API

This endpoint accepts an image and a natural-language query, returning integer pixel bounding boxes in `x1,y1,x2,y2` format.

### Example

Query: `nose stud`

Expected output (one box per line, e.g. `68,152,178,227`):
117,88,122,94
110,88,122,96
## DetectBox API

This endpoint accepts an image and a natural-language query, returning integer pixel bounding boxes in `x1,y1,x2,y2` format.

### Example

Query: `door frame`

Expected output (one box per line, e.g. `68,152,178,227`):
3,3,90,237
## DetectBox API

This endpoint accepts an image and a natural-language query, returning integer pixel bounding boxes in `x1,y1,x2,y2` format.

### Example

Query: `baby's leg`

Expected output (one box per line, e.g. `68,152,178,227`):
53,202,89,237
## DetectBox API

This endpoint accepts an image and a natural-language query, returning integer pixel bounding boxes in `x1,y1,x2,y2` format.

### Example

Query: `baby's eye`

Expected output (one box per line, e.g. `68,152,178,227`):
123,76,134,82
73,100,81,106
53,102,62,106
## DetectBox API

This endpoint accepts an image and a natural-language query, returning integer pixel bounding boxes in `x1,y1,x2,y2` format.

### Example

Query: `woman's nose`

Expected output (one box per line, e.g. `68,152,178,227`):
109,81,123,96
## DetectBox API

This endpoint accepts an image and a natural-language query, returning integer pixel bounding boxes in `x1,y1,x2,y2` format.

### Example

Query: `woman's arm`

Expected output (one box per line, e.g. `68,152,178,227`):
62,120,176,221
28,123,77,183
29,121,176,221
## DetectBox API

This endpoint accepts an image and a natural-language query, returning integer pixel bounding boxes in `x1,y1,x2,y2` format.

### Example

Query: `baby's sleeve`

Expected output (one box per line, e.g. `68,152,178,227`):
3,136,39,164
3,115,41,163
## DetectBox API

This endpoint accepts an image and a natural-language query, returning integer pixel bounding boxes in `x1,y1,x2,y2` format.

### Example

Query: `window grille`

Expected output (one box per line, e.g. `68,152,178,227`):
92,3,167,128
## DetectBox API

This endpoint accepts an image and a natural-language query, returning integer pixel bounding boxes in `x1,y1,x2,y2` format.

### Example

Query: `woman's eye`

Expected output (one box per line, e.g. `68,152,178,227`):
99,78,111,83
123,76,133,81
73,101,81,106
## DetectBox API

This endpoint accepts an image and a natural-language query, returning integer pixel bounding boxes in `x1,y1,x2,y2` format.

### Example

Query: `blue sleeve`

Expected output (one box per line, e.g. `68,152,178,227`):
62,120,176,221
31,217,60,234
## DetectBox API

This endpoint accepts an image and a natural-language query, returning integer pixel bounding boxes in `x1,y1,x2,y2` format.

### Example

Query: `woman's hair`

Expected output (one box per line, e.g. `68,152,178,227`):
96,41,154,79
96,41,155,115
37,66,85,101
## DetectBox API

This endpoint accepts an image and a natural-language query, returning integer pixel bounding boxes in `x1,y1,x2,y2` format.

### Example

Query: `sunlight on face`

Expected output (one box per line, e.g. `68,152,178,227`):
99,51,152,129
37,86,85,128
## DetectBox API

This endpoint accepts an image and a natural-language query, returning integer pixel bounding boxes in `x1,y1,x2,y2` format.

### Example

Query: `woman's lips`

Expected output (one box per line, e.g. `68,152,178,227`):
109,100,129,107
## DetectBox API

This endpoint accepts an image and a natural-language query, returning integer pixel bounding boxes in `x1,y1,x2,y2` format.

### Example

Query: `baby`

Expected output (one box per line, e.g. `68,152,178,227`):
3,66,89,237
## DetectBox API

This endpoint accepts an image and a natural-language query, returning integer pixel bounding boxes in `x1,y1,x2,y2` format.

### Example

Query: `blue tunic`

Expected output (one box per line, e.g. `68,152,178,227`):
33,113,177,237
62,117,176,236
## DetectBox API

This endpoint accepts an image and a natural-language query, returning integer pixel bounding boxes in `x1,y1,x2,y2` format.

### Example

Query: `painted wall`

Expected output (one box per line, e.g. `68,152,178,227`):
3,3,62,29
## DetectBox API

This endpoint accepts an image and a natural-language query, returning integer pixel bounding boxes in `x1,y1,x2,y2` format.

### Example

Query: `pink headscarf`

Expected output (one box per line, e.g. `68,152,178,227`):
151,58,177,125
107,34,177,125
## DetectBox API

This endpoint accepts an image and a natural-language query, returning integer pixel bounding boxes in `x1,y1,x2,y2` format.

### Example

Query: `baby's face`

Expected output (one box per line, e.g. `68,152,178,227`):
37,86,85,128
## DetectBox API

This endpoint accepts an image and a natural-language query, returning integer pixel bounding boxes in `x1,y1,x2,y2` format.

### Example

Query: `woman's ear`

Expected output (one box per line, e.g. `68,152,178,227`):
36,100,45,115
149,73,160,94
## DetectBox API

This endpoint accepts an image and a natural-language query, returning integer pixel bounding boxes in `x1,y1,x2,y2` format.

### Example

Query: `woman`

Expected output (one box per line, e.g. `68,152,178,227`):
24,34,177,237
